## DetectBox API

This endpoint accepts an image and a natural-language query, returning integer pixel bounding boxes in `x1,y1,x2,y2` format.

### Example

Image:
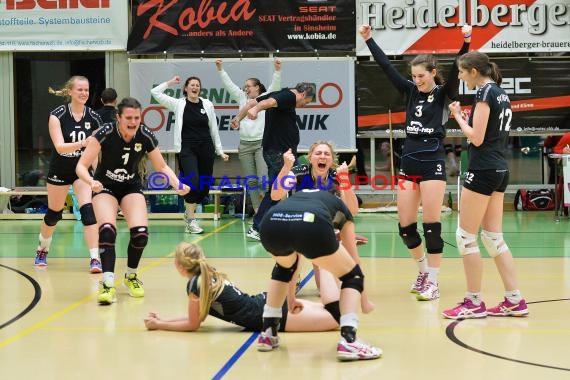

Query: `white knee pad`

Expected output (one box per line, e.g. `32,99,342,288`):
456,227,479,256
480,230,509,258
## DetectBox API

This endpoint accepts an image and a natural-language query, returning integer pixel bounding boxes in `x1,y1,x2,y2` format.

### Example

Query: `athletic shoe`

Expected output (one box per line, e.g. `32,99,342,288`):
257,332,280,352
123,273,145,298
89,258,102,274
98,282,116,305
246,227,260,241
416,281,440,301
410,272,428,293
34,249,48,266
185,218,204,234
442,298,487,319
487,298,529,317
336,337,382,361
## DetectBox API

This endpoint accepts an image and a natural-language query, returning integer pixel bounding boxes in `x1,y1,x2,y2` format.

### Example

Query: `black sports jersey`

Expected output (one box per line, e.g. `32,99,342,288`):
95,105,118,124
187,276,266,331
49,104,102,167
366,38,469,159
291,164,340,195
268,190,353,230
258,89,299,154
92,122,158,184
467,82,511,171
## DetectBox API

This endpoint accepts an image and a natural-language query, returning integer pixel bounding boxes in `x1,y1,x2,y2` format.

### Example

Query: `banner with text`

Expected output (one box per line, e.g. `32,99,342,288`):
0,1,128,51
357,57,570,137
129,58,356,152
127,0,355,53
357,0,570,55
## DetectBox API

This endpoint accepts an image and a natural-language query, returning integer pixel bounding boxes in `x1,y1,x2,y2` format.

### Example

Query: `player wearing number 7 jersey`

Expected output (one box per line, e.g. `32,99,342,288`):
34,76,103,272
443,52,528,320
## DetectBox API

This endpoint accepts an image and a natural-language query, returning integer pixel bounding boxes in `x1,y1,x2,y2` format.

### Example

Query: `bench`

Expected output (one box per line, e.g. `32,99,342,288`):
0,186,246,221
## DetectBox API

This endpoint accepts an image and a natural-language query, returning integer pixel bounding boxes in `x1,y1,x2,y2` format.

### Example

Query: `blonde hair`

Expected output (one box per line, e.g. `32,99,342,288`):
48,75,89,101
307,140,338,168
174,242,228,321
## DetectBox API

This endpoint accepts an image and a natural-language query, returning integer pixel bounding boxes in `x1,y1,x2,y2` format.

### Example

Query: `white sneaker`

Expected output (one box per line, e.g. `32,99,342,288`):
185,218,204,234
337,337,382,361
416,281,440,301
410,272,428,293
246,227,260,241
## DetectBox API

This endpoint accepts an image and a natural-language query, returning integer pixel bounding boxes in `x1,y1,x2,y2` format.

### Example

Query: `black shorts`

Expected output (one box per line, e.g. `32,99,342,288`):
93,182,144,203
399,156,446,183
46,165,79,186
463,169,509,196
259,212,339,259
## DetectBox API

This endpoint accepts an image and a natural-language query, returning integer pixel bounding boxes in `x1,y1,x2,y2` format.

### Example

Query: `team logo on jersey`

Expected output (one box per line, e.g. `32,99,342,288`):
85,122,91,130
200,109,206,114
427,95,434,103
134,143,142,152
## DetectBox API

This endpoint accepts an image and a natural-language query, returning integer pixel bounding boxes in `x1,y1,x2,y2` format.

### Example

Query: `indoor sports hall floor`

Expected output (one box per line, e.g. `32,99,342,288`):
1,211,569,379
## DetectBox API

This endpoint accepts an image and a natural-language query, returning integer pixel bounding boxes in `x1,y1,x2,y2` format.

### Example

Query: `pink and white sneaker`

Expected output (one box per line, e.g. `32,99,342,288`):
410,272,428,294
487,298,529,317
337,338,382,361
416,281,440,301
257,332,280,352
442,298,487,320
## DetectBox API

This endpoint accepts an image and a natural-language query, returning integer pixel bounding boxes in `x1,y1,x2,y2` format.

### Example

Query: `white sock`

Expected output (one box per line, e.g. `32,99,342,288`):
103,272,114,287
416,255,428,273
263,304,282,318
126,267,137,276
466,292,482,306
340,313,359,329
505,289,522,304
426,267,439,283
89,248,99,260
37,233,52,251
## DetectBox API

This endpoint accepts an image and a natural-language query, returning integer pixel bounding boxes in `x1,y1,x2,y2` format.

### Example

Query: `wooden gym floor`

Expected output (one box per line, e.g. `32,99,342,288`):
1,211,569,379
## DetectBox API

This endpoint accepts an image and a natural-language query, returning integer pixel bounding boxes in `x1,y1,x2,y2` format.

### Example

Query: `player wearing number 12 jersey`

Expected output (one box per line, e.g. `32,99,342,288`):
443,51,528,320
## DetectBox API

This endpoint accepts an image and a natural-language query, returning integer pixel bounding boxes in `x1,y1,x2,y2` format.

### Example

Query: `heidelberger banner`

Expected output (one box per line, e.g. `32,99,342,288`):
357,0,570,55
129,57,356,152
0,0,128,51
127,0,355,53
357,57,570,137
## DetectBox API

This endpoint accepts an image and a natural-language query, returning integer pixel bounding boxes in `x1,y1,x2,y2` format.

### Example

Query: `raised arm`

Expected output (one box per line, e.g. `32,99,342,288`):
359,24,413,94
150,76,182,112
271,149,297,201
443,25,472,99
215,59,245,102
267,59,282,92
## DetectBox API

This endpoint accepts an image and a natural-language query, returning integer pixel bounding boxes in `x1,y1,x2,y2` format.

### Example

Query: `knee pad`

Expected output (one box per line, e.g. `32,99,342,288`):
480,230,509,258
423,222,443,254
99,223,117,247
129,226,149,249
339,265,364,293
43,208,63,227
270,255,299,283
79,203,97,226
398,223,422,250
324,301,340,324
456,227,479,256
